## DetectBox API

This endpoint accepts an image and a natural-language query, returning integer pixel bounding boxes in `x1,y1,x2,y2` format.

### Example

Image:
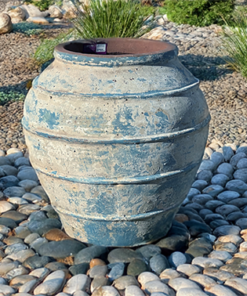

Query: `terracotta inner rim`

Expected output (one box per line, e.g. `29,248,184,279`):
58,38,176,57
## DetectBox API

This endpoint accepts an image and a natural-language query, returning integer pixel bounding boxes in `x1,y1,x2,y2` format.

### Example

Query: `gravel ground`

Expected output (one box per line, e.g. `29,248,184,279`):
0,145,247,295
1,20,247,151
1,17,247,296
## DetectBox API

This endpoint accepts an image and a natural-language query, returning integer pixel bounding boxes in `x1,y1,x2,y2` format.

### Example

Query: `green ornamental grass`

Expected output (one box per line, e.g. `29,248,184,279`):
165,0,235,27
33,0,153,66
222,10,247,79
71,0,152,38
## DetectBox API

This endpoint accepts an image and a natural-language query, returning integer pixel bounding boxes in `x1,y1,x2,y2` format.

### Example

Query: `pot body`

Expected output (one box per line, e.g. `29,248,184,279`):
22,38,210,247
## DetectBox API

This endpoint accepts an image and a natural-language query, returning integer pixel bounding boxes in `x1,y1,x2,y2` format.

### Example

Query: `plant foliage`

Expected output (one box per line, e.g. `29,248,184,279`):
25,0,55,11
0,91,25,105
33,29,76,66
222,10,247,78
71,0,153,38
165,0,235,27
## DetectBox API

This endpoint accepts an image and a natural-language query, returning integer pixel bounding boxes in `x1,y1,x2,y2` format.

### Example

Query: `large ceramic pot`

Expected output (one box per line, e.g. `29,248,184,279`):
22,38,210,247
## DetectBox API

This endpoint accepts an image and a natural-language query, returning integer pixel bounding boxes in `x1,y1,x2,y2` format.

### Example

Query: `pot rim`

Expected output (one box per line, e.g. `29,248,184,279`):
54,38,178,67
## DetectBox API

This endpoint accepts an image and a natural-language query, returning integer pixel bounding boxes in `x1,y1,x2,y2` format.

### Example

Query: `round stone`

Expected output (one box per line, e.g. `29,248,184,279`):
74,246,108,265
191,194,213,205
0,201,15,213
226,180,247,194
236,218,247,229
17,168,39,182
202,185,224,197
215,204,240,217
217,191,240,202
127,259,148,276
149,254,170,275
217,163,234,178
208,251,232,262
191,257,224,268
239,242,247,252
3,186,26,197
176,288,208,296
168,252,187,268
191,180,208,191
234,168,247,182
197,170,213,182
211,174,229,186
138,272,160,287
213,225,241,237
237,157,247,169
34,270,66,295
107,248,142,264
113,275,139,290
136,245,161,260
107,262,125,281
91,286,120,296
63,274,90,294
189,273,216,289
230,152,247,167
210,152,224,167
125,285,145,296
207,284,239,296
168,277,201,291
217,234,243,245
176,264,202,277
159,268,181,283
142,280,172,295
18,180,38,192
89,265,108,278
38,239,85,259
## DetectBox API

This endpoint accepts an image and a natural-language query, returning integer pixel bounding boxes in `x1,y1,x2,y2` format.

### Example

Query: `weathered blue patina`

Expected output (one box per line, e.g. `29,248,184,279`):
22,38,210,246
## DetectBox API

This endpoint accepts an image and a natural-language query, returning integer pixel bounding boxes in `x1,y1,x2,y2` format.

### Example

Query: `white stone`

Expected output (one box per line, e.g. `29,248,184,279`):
20,4,49,18
0,261,19,276
168,277,201,291
7,197,28,205
8,6,26,23
125,285,145,296
19,278,39,293
0,284,15,294
0,225,10,235
177,288,208,296
49,5,63,18
63,274,90,294
191,257,224,268
141,26,166,40
224,278,247,294
176,264,202,277
91,286,120,296
73,291,90,296
0,200,15,213
29,267,50,281
7,249,35,263
206,284,238,296
6,148,21,155
143,280,174,295
189,274,216,289
34,270,66,295
27,16,50,25
138,272,160,287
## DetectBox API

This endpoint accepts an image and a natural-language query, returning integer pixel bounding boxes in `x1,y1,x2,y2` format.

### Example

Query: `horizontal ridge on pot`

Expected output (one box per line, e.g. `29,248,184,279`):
22,38,210,247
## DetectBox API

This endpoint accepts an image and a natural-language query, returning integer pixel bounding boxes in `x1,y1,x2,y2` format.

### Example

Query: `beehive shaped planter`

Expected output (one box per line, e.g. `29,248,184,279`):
22,38,210,247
